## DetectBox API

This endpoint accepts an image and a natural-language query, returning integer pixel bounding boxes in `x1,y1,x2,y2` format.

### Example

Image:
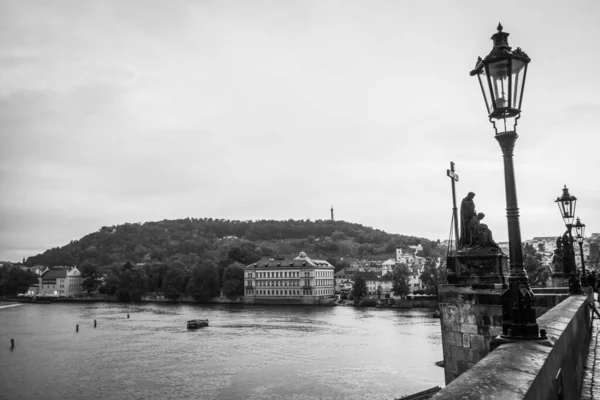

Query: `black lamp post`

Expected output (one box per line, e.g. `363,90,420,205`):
470,23,544,341
574,217,588,287
555,185,583,294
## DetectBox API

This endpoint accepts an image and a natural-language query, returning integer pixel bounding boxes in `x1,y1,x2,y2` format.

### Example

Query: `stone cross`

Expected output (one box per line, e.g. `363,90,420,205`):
447,161,460,249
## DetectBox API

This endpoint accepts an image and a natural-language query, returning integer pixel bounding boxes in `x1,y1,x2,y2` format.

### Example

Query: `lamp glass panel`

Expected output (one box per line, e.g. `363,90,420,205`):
570,200,577,221
477,71,494,115
510,60,526,110
562,201,572,218
488,59,510,110
575,222,584,239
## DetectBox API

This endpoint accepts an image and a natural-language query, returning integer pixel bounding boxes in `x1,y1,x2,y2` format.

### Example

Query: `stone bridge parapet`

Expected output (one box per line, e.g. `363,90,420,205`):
433,295,592,399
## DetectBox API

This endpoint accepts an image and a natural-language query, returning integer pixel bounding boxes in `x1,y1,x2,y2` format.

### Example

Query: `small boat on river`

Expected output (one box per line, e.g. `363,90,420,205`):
187,319,209,329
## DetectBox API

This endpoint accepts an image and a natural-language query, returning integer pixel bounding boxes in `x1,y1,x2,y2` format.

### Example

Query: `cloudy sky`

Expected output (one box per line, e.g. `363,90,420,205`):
1,0,599,262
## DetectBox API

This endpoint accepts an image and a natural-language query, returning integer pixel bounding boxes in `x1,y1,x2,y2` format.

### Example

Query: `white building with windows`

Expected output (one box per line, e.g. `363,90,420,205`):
244,252,335,304
396,248,426,267
38,267,83,296
408,265,425,292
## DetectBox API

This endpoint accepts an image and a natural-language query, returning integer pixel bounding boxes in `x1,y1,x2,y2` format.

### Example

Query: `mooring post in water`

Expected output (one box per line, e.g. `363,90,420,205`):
127,314,129,319
76,324,79,332
94,319,97,328
11,339,14,348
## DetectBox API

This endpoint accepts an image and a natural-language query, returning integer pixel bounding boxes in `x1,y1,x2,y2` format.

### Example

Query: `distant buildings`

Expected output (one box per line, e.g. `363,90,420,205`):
396,247,426,267
37,267,83,296
244,252,335,302
353,271,393,296
332,248,435,296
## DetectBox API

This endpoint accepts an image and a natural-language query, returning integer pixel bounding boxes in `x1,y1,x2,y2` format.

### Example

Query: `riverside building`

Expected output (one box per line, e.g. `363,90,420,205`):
244,252,335,304
37,267,83,296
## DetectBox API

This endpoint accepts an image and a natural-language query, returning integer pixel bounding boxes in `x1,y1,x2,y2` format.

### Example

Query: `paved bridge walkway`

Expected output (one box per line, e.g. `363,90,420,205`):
582,296,600,400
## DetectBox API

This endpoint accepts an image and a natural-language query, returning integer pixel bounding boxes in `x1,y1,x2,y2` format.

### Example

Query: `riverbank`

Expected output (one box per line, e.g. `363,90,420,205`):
2,294,439,308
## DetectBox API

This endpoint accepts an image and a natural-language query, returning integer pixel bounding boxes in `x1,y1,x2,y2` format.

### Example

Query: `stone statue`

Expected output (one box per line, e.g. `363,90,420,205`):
458,193,502,254
561,230,575,275
466,213,501,251
458,192,477,248
551,247,564,274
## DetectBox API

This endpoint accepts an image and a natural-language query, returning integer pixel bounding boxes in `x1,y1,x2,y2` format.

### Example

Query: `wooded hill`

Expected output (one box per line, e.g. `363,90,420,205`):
25,218,444,269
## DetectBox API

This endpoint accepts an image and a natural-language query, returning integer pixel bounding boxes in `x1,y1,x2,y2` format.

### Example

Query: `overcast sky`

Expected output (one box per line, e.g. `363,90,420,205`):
1,0,599,262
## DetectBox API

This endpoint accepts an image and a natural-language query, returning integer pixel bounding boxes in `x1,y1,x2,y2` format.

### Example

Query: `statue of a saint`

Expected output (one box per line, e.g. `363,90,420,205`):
466,213,501,251
458,192,476,248
458,193,502,253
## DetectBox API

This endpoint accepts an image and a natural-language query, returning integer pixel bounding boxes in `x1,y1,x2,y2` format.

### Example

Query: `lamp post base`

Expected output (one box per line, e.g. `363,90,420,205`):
500,277,543,339
490,330,554,352
569,273,584,295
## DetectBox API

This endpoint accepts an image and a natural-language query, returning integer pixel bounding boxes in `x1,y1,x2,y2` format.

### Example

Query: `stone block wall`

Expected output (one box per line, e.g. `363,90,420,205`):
438,284,504,384
431,295,591,400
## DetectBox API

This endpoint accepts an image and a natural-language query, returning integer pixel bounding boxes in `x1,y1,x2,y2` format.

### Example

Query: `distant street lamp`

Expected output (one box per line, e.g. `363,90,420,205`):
555,185,583,294
470,23,543,340
574,217,588,287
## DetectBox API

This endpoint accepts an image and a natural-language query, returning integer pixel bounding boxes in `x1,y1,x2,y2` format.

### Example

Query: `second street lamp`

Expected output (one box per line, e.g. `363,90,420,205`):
555,185,582,294
574,217,588,287
470,23,543,341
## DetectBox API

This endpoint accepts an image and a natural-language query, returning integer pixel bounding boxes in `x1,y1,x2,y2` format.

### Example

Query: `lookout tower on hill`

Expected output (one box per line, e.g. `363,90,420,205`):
331,205,334,221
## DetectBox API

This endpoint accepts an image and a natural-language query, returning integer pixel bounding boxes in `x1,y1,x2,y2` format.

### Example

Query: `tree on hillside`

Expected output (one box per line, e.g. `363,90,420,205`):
0,267,37,295
129,267,149,301
524,243,549,287
419,258,446,295
352,276,368,299
162,266,190,300
331,231,346,241
187,260,221,301
326,258,350,274
80,264,102,294
221,264,244,298
227,244,261,265
391,264,411,298
147,263,169,293
103,273,120,295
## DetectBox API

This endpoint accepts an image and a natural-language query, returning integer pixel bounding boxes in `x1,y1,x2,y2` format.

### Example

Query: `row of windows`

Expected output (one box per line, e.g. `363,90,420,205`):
250,279,335,287
246,289,334,296
248,270,333,279
254,281,301,287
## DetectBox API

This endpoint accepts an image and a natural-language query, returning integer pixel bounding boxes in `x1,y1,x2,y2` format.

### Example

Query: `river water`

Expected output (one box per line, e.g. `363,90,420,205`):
0,303,444,400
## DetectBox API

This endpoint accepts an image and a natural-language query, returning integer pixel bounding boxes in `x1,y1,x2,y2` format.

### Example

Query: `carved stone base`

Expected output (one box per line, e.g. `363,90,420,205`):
448,252,508,284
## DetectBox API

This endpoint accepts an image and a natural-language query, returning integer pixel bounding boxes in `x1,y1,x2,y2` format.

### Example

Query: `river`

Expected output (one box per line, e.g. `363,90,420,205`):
0,302,444,400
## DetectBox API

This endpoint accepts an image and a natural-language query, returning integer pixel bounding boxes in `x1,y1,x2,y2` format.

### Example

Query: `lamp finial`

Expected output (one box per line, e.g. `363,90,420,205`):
497,23,503,32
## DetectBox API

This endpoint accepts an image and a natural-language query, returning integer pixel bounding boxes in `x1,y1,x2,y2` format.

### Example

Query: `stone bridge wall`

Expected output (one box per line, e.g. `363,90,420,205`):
433,295,592,399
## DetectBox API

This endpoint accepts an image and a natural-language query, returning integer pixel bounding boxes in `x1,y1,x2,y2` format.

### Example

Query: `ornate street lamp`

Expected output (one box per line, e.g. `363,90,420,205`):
555,185,577,227
470,23,530,135
574,217,588,287
555,185,582,293
470,23,544,341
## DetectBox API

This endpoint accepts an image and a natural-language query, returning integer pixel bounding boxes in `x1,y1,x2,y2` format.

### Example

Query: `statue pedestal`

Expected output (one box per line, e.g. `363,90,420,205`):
447,252,508,284
441,251,508,383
